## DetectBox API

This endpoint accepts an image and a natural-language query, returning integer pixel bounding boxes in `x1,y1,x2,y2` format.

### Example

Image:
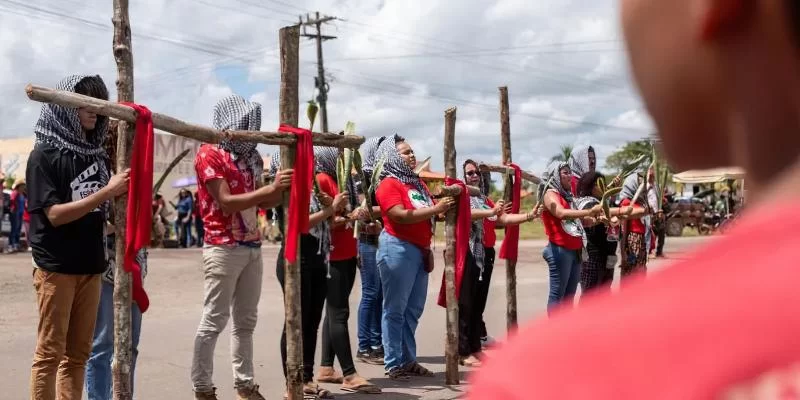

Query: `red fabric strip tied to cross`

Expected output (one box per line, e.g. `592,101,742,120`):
438,178,472,308
120,102,153,313
499,163,522,262
277,124,314,264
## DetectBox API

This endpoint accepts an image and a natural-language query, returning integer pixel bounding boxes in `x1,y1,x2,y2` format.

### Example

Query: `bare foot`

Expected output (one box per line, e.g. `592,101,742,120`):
460,354,483,367
317,366,344,383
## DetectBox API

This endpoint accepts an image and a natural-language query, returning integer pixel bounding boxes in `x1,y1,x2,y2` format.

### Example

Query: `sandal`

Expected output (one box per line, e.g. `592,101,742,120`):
341,384,382,394
386,368,411,381
459,356,483,368
403,362,435,377
316,368,344,384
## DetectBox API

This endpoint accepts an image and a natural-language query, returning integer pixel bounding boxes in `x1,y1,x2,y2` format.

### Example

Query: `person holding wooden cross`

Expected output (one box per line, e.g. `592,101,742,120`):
269,148,349,399
26,74,131,400
312,147,381,394
374,134,454,381
191,95,292,400
459,160,539,366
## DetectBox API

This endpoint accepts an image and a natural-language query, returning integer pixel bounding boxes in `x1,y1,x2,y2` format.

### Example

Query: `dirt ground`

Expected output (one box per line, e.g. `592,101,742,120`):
0,237,709,399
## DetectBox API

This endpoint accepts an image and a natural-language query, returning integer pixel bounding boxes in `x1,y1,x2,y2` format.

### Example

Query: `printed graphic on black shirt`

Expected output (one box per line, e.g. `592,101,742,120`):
71,162,104,211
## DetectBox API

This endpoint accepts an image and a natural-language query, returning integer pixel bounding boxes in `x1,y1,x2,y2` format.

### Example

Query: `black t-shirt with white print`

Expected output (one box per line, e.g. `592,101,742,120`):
26,142,107,275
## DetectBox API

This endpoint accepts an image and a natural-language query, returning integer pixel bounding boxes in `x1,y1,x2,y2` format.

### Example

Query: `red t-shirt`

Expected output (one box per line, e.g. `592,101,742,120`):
376,177,433,249
570,175,580,196
541,192,583,250
468,202,800,400
317,172,357,261
620,198,646,234
195,144,261,246
482,198,497,248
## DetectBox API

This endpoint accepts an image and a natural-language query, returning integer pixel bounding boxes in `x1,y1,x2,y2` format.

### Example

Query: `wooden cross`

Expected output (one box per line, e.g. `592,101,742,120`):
24,4,363,399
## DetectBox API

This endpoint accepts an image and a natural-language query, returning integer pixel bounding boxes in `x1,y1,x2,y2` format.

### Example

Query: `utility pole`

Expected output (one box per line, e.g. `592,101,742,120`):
300,12,337,133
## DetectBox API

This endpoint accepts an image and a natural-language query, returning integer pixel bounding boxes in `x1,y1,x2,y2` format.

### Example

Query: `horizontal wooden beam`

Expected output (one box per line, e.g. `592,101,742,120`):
479,163,541,184
431,184,463,198
25,84,364,148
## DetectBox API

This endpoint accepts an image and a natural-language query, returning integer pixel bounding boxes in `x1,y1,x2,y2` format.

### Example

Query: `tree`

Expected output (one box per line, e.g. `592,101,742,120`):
550,144,573,163
604,140,653,173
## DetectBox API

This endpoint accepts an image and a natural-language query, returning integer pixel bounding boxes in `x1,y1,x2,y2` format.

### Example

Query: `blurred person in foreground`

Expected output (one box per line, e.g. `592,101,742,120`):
468,0,800,399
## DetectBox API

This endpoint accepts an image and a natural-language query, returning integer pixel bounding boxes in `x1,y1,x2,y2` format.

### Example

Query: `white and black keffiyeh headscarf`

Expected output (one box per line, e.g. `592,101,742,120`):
34,74,111,214
361,136,386,178
270,149,332,263
569,145,593,179
375,134,432,206
620,173,647,206
540,161,574,203
213,95,264,180
463,160,491,277
314,146,359,209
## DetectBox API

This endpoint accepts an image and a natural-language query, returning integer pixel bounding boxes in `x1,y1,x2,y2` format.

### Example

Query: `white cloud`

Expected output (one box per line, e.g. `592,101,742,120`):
0,0,651,177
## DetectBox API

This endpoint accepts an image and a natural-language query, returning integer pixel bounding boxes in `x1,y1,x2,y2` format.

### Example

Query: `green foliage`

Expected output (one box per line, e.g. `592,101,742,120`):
550,144,573,163
604,140,653,173
3,176,15,190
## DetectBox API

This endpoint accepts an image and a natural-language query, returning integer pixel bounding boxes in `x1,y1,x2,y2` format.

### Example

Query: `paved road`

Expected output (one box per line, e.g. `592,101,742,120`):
0,237,710,399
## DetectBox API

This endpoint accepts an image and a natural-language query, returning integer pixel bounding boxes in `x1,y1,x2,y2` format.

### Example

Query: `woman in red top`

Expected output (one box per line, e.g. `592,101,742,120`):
461,160,538,365
541,161,602,311
618,173,652,281
312,147,380,394
375,134,454,380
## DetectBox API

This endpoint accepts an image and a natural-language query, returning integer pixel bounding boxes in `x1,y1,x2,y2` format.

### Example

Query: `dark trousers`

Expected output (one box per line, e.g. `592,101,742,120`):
320,257,358,376
655,226,666,256
277,235,327,383
475,247,495,339
458,252,482,357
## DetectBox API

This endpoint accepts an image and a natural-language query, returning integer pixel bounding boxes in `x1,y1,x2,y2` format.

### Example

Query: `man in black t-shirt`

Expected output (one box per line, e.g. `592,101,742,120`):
26,75,129,400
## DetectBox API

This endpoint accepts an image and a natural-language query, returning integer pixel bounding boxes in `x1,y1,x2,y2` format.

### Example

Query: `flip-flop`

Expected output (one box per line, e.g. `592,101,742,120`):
304,383,334,399
340,384,382,394
317,375,344,384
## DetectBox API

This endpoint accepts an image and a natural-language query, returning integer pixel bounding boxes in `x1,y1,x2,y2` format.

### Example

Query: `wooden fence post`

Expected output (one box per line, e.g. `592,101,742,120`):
443,107,460,385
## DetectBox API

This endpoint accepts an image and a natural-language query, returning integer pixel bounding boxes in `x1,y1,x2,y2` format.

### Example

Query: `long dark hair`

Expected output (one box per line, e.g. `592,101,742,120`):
577,171,606,198
462,159,490,195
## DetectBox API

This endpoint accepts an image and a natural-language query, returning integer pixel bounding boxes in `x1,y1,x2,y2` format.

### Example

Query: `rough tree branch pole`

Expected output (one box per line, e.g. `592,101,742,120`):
442,107,461,385
278,25,304,400
111,0,135,397
478,163,540,185
24,22,363,400
499,86,518,331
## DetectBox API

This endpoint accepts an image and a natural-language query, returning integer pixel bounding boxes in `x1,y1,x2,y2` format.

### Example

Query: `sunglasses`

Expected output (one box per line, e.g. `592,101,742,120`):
465,171,479,176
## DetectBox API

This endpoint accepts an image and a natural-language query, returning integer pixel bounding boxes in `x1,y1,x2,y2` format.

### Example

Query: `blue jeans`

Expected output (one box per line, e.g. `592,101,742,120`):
357,241,383,352
377,231,428,372
543,242,581,311
9,213,22,248
86,281,142,399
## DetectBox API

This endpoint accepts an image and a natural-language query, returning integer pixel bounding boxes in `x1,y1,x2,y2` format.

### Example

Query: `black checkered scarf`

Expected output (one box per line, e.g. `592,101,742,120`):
213,95,264,180
33,74,111,215
620,173,647,206
569,145,592,179
539,161,574,204
374,134,432,206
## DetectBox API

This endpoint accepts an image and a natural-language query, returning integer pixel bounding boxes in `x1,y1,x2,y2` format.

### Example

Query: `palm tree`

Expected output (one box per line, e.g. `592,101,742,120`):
550,144,573,163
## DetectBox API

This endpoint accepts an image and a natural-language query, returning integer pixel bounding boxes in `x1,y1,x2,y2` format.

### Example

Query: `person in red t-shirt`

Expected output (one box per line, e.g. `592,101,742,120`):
191,95,292,400
618,173,652,282
374,134,454,380
540,161,603,312
460,160,538,366
312,147,380,394
469,1,800,399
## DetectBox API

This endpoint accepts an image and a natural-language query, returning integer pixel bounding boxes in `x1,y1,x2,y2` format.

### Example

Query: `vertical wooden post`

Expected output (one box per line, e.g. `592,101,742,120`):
443,107,460,385
111,0,134,398
498,86,518,331
279,25,304,400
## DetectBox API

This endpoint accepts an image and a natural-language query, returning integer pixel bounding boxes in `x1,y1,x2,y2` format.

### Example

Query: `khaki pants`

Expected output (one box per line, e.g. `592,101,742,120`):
30,268,102,400
191,245,263,392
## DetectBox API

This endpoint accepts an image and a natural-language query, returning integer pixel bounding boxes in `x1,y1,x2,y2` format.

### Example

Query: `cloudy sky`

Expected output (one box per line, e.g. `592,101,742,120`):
0,0,655,175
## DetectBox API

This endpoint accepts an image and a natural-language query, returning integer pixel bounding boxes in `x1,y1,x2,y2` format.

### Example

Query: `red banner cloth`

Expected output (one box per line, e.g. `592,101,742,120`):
499,163,522,262
438,178,472,308
120,102,153,313
278,124,314,264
